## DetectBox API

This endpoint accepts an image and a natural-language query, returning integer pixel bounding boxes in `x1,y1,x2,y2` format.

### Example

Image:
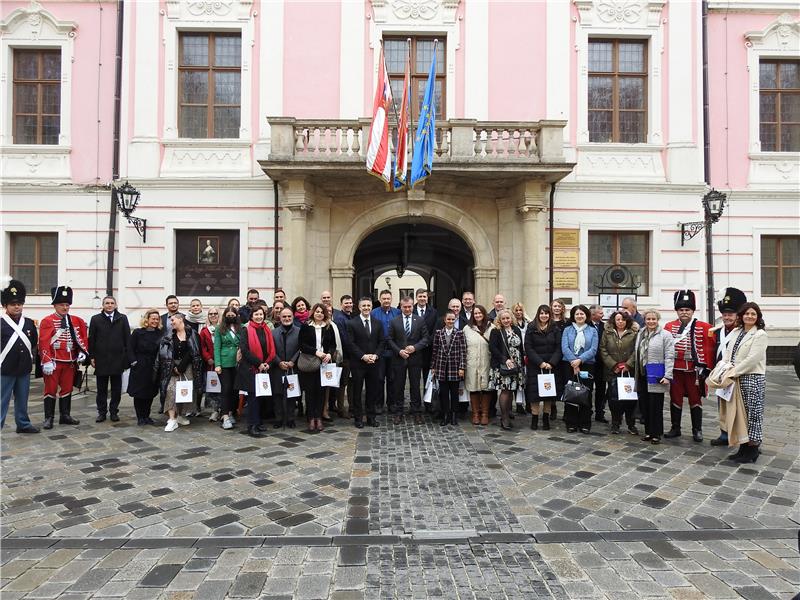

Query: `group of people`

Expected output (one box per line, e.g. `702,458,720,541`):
0,279,768,461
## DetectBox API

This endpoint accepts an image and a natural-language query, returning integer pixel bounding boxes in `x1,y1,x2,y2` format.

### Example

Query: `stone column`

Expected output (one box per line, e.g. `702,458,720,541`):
473,268,499,307
331,266,355,303
516,181,548,307
279,178,315,298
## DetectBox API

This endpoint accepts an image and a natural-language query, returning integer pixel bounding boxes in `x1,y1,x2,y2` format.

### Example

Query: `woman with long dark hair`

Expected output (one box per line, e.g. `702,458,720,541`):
524,305,562,430
560,305,599,434
239,305,276,438
298,303,336,432
214,306,241,431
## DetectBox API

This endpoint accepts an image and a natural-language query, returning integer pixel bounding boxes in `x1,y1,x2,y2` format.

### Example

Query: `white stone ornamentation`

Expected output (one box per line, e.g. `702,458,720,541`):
187,1,233,17
391,0,439,20
596,1,641,24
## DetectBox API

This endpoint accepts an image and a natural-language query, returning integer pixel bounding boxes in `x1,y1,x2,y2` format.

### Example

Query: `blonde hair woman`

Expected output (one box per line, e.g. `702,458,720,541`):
128,309,162,425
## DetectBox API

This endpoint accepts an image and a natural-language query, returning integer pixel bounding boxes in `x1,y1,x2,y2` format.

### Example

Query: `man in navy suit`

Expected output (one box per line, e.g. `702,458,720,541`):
413,288,438,386
346,297,385,428
388,297,430,424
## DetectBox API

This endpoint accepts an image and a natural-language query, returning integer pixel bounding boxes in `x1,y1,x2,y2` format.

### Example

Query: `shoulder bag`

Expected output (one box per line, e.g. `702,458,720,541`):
498,330,520,377
297,352,321,373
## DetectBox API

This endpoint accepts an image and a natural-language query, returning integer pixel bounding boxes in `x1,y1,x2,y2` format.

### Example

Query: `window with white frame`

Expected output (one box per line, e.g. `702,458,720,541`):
10,232,58,294
13,49,61,144
761,235,799,296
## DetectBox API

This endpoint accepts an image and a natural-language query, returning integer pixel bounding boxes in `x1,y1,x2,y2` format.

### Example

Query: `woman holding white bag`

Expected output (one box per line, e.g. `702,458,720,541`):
524,305,562,431
298,303,336,433
599,311,640,435
634,310,674,445
239,305,276,438
154,313,203,432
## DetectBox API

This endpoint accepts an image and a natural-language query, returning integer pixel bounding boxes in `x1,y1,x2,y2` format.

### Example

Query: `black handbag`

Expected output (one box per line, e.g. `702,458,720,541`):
561,377,591,407
297,352,321,373
498,330,520,377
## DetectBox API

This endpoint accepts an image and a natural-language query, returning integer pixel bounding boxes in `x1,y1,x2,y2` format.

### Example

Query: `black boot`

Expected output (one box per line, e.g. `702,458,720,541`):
690,406,703,442
530,414,539,430
43,396,56,429
664,405,682,438
735,444,759,464
728,444,746,460
542,414,550,430
439,412,449,427
247,425,263,438
58,395,80,425
450,412,458,426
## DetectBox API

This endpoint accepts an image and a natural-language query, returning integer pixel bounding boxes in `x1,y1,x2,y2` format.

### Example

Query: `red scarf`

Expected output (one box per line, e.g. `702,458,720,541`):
294,309,310,324
246,321,275,366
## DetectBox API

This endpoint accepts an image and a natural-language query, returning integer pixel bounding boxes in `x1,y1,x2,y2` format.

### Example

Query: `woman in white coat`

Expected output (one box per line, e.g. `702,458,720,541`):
722,302,768,464
463,304,493,426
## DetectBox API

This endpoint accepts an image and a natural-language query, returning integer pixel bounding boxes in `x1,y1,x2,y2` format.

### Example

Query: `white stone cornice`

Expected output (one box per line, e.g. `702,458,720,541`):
744,12,800,50
0,1,77,38
709,1,800,13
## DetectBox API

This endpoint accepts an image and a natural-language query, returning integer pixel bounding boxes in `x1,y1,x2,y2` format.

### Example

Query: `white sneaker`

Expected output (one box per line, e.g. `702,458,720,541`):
209,411,219,422
176,415,190,426
164,419,179,432
222,416,234,430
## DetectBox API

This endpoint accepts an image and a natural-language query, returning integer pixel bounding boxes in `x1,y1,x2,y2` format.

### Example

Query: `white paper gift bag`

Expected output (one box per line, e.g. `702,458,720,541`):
175,378,193,403
716,383,734,402
205,371,221,393
458,383,469,403
255,372,272,397
121,368,130,393
284,373,301,398
320,363,343,388
423,372,435,404
537,372,557,397
515,387,526,405
616,376,638,400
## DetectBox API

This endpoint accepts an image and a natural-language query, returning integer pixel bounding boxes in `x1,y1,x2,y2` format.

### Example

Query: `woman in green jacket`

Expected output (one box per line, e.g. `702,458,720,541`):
599,311,639,435
214,306,241,431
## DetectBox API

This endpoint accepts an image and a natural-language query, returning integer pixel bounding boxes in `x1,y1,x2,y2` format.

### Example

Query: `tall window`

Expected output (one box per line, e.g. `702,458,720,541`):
10,233,58,295
761,236,799,296
178,33,241,138
588,231,649,295
588,39,647,143
383,37,446,122
760,60,800,152
13,50,61,144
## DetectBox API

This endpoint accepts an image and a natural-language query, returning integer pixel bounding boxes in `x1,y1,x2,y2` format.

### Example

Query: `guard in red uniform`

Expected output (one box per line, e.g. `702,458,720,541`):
663,290,715,442
39,286,88,429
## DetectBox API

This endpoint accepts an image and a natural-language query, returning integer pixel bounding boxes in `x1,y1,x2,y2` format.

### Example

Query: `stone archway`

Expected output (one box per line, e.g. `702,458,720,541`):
329,196,498,303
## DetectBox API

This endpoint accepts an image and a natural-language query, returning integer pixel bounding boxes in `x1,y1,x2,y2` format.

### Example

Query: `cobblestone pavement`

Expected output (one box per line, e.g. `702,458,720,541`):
1,367,798,598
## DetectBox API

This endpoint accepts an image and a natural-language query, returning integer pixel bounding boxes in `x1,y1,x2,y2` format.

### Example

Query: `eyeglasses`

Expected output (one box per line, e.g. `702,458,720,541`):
208,313,219,316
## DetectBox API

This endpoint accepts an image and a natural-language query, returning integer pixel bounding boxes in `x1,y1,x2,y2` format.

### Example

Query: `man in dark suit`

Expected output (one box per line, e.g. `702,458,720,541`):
589,304,608,423
271,307,301,428
413,288,438,385
161,295,184,334
388,297,430,424
89,296,131,422
346,297,385,428
461,291,475,325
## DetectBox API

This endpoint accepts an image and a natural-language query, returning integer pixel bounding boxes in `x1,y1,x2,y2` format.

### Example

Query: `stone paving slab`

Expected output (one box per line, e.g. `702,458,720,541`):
2,367,798,598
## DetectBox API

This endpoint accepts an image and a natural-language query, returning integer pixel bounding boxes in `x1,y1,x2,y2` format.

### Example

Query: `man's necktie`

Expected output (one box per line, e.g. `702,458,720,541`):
364,318,370,334
404,316,411,336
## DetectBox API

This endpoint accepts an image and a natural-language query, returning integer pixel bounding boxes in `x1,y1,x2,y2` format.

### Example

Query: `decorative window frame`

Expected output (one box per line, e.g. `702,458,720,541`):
0,1,76,179
578,222,660,306
3,224,67,301
744,13,800,188
573,0,666,147
369,0,461,119
752,228,800,302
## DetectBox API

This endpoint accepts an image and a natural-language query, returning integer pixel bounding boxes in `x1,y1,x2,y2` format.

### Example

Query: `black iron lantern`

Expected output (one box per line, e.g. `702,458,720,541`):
114,181,146,242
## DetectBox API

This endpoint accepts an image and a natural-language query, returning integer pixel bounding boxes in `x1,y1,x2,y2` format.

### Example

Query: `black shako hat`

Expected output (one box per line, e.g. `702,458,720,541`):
50,286,74,305
1,279,26,306
673,290,696,311
717,288,747,313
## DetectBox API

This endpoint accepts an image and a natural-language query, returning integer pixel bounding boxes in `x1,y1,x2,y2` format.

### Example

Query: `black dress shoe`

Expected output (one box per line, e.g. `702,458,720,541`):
692,429,703,442
96,414,107,423
16,425,40,433
43,417,54,430
450,413,458,426
710,436,728,446
367,417,378,427
60,415,80,425
110,413,120,422
144,418,156,425
354,420,364,429
136,418,145,426
247,426,263,438
439,415,448,427
257,424,267,432
273,422,283,429
287,420,295,429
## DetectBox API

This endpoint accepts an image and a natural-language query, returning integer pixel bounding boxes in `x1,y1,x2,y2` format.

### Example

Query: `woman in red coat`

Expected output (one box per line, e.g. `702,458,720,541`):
239,306,276,438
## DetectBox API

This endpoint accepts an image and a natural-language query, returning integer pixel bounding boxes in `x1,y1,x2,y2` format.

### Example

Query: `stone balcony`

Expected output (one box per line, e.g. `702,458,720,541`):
261,117,574,194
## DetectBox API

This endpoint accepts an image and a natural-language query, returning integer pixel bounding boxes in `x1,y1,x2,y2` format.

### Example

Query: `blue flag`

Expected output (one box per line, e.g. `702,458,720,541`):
410,46,437,188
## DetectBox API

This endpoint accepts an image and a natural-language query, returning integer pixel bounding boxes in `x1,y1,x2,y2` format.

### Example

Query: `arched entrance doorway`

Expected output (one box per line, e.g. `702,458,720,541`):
353,223,475,315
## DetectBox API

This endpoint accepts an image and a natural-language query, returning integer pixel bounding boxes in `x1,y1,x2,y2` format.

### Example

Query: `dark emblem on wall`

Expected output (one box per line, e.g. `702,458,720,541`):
176,230,239,296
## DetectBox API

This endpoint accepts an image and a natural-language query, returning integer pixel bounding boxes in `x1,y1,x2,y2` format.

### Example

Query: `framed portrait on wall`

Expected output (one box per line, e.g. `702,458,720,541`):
176,230,239,296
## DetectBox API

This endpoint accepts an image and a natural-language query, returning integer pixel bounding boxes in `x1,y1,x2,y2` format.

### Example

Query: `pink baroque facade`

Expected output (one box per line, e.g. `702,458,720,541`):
1,0,798,348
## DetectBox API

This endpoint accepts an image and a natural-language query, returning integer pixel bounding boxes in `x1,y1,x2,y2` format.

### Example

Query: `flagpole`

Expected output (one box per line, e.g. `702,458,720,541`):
406,38,412,162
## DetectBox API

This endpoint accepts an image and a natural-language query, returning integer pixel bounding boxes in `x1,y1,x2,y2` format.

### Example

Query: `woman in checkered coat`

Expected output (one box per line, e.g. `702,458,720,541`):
721,302,768,464
431,311,466,427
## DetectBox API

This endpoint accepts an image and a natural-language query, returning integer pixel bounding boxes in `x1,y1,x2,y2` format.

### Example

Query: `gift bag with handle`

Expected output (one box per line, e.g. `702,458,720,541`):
284,373,301,398
175,376,193,403
205,371,221,393
615,371,638,401
320,363,343,388
255,372,272,397
537,369,557,397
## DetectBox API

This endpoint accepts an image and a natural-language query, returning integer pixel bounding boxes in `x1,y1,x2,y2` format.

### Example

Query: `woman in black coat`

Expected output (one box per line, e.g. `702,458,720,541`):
524,305,562,431
488,309,524,430
298,303,336,433
127,309,162,425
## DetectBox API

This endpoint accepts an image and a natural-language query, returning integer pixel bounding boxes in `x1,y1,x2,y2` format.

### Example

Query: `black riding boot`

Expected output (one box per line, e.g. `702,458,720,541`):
542,413,550,430
664,405,682,438
690,406,703,442
43,396,56,429
530,414,539,430
59,395,80,425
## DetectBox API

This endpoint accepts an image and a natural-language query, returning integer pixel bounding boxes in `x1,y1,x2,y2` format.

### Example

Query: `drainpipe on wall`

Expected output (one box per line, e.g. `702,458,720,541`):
105,0,124,296
548,182,556,304
273,179,280,291
701,0,716,324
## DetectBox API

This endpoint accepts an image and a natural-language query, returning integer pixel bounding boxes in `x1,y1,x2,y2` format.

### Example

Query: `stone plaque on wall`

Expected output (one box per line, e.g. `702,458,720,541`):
176,229,240,297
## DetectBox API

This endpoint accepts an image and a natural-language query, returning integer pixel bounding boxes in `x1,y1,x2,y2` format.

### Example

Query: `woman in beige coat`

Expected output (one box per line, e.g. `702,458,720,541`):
463,304,493,425
722,302,768,464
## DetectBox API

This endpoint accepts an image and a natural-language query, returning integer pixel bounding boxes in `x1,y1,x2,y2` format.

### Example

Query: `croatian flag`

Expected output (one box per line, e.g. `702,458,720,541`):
392,42,411,190
366,46,393,188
